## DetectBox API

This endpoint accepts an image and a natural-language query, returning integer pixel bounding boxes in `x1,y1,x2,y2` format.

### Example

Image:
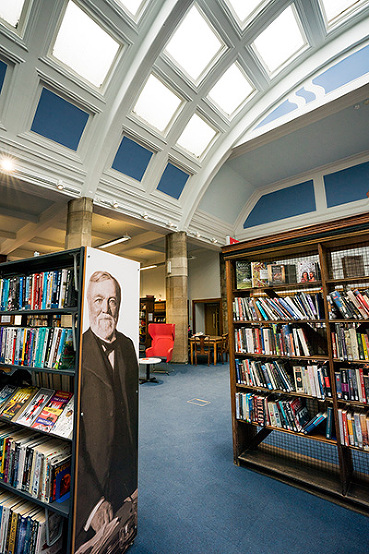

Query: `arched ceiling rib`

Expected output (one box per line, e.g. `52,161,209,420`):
0,0,368,253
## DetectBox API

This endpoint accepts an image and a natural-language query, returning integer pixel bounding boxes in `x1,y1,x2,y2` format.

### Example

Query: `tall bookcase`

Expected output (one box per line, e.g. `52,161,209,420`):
222,213,369,515
0,247,139,553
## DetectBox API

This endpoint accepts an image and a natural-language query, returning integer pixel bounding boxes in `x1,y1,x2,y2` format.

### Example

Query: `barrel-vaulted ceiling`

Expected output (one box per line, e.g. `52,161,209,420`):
0,0,368,261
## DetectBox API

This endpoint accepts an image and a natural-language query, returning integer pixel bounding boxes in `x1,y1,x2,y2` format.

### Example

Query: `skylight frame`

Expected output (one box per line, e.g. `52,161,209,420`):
251,4,308,77
207,62,256,119
110,0,148,23
0,0,31,36
222,0,268,30
131,73,184,136
163,3,227,86
318,0,369,29
50,0,122,90
175,113,218,159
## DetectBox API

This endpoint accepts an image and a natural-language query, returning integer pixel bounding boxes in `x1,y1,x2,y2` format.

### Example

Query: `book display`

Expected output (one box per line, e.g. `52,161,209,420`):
0,247,139,553
154,301,166,323
223,213,369,514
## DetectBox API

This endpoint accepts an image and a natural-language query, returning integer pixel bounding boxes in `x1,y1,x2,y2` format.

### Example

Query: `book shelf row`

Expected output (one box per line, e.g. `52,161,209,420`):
236,260,320,289
338,407,369,450
234,323,326,357
331,323,369,361
233,291,324,321
235,392,333,437
0,422,71,504
0,269,77,312
0,491,64,554
236,358,332,399
0,327,75,370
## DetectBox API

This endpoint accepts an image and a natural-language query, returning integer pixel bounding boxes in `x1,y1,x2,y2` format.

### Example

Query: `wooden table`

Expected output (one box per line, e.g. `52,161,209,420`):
189,336,223,365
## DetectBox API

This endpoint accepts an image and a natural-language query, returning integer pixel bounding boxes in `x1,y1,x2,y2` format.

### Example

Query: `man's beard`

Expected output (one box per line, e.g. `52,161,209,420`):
92,315,116,340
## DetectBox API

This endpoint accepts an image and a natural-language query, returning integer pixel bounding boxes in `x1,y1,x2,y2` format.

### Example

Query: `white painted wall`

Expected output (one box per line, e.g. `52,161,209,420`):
140,265,166,300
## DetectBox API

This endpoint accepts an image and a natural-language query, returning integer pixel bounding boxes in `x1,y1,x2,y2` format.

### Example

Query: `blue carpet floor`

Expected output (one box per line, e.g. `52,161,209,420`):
130,363,369,553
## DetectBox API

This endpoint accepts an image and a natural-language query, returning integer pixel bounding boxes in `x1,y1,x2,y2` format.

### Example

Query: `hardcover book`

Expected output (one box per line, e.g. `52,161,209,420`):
235,261,252,289
251,262,268,288
342,255,365,278
297,261,320,283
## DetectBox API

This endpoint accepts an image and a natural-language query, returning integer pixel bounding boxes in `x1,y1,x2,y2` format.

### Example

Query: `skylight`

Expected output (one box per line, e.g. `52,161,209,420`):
115,0,145,19
51,1,120,88
176,114,217,158
319,0,366,25
0,0,26,28
224,0,266,28
252,5,307,74
132,74,183,134
207,63,254,117
164,4,225,84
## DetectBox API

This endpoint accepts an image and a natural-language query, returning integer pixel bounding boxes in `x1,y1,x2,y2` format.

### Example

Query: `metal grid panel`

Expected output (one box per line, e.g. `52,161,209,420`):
329,244,369,280
352,449,369,481
259,428,340,473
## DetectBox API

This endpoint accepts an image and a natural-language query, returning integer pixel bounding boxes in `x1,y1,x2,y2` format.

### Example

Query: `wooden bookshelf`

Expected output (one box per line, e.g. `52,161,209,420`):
0,248,139,553
140,296,155,349
154,300,166,323
222,212,369,514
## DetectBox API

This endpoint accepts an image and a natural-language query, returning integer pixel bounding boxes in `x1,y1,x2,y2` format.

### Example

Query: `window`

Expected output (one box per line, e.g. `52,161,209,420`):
164,4,225,84
176,114,217,158
207,63,254,117
132,74,183,134
51,1,120,88
252,4,307,74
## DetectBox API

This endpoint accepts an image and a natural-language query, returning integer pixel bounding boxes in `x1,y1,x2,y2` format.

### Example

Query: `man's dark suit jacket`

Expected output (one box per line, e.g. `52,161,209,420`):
75,327,138,549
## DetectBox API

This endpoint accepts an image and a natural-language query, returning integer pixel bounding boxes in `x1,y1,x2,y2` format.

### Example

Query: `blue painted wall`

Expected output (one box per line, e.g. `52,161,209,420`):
324,161,369,208
112,136,153,181
157,163,190,199
31,88,89,150
243,180,315,228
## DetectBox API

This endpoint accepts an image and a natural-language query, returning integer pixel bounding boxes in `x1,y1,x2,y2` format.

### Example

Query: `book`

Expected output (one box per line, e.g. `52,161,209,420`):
251,262,268,288
16,388,55,427
267,264,286,285
235,261,252,289
52,396,74,439
0,385,18,411
297,260,320,283
1,387,37,422
342,254,365,278
31,391,73,433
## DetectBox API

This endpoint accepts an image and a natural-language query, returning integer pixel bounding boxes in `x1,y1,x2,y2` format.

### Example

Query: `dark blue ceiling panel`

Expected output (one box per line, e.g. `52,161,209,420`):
324,161,369,208
157,163,190,199
31,88,89,150
243,180,315,228
0,60,7,94
112,136,153,181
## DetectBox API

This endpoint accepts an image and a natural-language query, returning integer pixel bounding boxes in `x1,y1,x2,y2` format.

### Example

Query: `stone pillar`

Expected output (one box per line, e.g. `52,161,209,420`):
65,197,93,249
165,232,188,363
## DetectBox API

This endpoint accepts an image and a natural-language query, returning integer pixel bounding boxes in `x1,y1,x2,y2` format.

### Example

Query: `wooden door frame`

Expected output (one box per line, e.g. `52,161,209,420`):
192,298,223,335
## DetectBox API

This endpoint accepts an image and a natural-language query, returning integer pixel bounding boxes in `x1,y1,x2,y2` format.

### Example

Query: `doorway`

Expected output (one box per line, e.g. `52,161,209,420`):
192,298,222,336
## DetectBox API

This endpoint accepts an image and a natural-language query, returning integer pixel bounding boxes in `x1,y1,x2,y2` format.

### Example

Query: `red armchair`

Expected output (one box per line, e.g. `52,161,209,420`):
146,324,175,371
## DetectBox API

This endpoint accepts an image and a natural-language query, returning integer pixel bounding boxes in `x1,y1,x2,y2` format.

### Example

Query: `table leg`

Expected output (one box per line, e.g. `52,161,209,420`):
190,342,193,364
214,342,217,365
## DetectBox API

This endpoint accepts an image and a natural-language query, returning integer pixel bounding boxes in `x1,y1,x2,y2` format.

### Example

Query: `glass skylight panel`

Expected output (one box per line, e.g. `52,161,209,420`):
224,0,266,27
319,0,366,25
51,1,120,88
252,5,306,74
132,74,182,134
207,63,254,117
164,5,225,83
0,0,26,28
176,114,217,158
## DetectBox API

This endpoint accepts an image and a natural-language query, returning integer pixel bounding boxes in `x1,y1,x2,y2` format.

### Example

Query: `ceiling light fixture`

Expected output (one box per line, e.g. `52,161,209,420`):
112,201,119,208
56,180,64,190
140,264,158,271
0,157,15,173
98,236,131,248
141,212,149,219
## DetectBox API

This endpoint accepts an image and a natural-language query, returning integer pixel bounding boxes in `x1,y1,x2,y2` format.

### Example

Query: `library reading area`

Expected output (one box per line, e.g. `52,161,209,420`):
0,0,369,552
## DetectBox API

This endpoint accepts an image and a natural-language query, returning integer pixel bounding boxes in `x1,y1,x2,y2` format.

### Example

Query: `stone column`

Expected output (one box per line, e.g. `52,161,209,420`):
65,197,93,249
165,232,188,363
